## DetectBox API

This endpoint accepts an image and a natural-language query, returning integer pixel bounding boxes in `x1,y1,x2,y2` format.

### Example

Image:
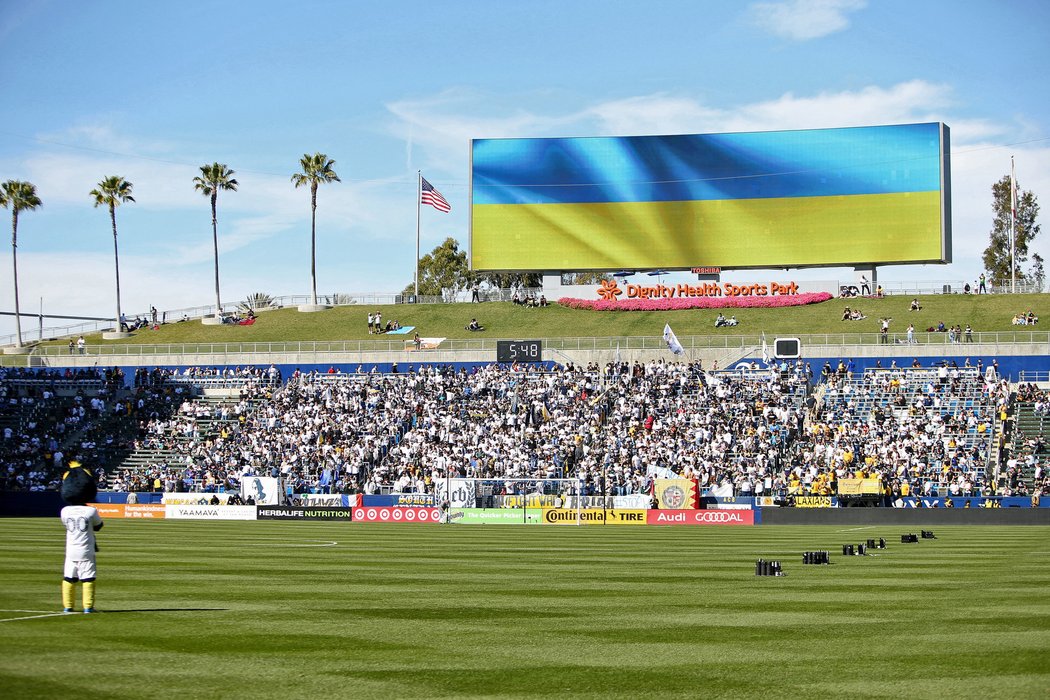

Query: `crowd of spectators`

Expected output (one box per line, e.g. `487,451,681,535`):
812,364,1006,500
1,359,1043,501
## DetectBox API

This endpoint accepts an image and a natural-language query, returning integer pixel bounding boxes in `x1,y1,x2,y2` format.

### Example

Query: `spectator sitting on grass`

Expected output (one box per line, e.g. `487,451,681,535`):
909,298,922,311
466,318,485,332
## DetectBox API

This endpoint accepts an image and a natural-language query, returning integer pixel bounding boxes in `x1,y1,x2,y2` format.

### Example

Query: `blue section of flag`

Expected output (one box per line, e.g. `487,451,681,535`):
472,123,943,205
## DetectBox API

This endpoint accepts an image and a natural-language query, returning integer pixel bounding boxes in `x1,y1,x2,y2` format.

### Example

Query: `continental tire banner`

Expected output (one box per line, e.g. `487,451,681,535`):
257,506,353,520
794,496,837,508
654,479,698,509
647,510,754,526
450,508,543,524
352,507,443,523
541,508,647,525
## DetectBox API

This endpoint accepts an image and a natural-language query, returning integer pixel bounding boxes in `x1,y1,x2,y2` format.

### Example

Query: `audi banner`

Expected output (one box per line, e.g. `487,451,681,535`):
646,510,754,526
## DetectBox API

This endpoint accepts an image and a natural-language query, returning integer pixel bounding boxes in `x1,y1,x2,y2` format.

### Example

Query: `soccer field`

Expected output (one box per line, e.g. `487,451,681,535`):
1,520,1047,699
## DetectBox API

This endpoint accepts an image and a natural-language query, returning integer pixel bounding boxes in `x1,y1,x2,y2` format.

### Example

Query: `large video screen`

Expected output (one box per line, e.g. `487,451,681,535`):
470,123,950,271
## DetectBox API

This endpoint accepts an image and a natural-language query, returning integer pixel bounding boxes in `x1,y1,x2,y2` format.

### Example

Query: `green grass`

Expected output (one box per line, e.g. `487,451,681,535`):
1,520,1048,699
35,292,1050,347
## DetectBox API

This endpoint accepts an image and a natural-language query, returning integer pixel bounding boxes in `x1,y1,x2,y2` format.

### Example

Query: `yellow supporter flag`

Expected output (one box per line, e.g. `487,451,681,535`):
654,479,698,509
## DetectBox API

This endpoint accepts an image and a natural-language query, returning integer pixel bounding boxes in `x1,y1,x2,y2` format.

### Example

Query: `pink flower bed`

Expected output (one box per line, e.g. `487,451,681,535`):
558,292,832,311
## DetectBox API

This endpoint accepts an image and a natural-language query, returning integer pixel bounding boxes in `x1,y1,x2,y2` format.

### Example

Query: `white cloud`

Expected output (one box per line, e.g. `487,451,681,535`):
750,0,867,41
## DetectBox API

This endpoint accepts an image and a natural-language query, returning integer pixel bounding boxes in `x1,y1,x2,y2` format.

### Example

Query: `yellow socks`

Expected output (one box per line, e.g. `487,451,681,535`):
82,581,95,610
62,581,75,609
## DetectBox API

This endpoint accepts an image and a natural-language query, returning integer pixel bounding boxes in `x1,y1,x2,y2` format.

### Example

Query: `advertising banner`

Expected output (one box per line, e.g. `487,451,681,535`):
450,508,543,524
256,506,353,520
541,508,647,525
165,505,258,520
794,496,837,508
837,478,883,496
433,479,477,509
91,503,125,519
297,494,355,508
125,504,166,519
361,494,436,508
352,507,443,523
654,479,698,509
646,510,755,526
162,492,234,505
241,476,281,505
90,503,166,519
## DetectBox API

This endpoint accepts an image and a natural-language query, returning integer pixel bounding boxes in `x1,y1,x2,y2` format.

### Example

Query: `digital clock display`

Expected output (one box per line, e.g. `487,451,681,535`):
496,340,543,363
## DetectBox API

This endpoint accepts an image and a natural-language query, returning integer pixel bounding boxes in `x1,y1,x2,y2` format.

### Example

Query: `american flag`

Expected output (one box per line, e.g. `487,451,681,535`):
421,176,451,213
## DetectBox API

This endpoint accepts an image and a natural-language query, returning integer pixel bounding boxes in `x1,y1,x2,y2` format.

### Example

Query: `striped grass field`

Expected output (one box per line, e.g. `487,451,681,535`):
1,520,1048,699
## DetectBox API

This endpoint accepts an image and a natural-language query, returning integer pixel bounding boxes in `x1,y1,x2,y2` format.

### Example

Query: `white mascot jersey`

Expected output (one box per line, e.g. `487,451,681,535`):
61,504,102,561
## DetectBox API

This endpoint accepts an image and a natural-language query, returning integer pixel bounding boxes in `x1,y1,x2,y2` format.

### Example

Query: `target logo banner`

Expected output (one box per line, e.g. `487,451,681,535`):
352,507,443,524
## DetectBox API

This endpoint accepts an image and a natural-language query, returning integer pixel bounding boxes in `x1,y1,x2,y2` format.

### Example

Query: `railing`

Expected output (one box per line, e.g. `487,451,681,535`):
23,329,1050,359
1018,371,1050,383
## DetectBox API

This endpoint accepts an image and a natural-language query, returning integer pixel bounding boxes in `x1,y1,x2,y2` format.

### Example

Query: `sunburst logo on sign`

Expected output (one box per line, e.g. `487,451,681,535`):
597,279,622,300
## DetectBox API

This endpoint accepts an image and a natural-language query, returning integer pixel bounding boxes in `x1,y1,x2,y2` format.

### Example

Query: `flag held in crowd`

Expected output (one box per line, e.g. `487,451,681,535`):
421,176,451,212
663,323,684,355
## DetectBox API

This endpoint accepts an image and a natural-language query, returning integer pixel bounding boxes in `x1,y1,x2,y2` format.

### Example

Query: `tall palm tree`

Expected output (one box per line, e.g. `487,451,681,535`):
193,163,238,320
291,153,340,305
0,180,42,348
90,176,135,334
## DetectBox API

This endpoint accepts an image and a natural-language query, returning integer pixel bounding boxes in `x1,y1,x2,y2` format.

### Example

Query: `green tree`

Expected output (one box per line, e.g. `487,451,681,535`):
194,163,238,320
983,174,1040,285
403,237,470,301
0,180,42,347
90,176,135,334
291,153,340,306
476,272,543,289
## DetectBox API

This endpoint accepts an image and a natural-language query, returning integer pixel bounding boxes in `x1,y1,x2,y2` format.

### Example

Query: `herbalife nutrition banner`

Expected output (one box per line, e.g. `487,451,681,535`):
256,506,353,520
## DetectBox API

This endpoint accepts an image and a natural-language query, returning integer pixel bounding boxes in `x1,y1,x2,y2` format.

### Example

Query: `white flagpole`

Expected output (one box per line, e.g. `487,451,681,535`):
1010,156,1017,294
415,170,421,299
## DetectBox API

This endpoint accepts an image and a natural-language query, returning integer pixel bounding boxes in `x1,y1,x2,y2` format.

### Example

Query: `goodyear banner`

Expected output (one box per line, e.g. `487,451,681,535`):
541,508,647,525
654,479,698,510
837,478,882,496
450,508,543,524
794,496,837,508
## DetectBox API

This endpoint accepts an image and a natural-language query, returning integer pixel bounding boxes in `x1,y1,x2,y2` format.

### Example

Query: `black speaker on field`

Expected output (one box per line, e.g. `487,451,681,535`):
866,538,876,548
756,559,784,576
901,534,919,543
921,530,936,539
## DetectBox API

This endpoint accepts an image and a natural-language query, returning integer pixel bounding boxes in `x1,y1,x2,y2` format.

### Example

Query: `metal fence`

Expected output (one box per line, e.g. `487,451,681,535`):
23,329,1050,359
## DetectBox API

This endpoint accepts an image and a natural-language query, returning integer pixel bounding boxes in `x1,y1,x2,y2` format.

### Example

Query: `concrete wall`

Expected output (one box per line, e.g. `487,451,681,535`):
758,507,1050,526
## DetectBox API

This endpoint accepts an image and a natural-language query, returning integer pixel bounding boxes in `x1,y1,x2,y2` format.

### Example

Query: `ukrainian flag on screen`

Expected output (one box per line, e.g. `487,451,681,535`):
470,122,948,270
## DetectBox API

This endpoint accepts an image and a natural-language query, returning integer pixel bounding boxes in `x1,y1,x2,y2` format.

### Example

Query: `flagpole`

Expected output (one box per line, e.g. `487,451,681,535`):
415,170,421,300
1010,156,1016,294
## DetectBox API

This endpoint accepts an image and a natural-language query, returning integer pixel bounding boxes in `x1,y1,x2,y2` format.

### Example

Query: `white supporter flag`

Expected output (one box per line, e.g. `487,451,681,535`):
663,323,684,355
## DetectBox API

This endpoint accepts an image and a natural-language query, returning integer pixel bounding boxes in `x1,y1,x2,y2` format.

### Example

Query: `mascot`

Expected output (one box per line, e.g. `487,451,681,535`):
59,461,103,613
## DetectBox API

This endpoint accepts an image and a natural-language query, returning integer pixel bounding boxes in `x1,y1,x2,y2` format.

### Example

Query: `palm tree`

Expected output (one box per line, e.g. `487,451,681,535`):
193,163,238,320
0,180,42,348
291,153,340,306
90,176,135,334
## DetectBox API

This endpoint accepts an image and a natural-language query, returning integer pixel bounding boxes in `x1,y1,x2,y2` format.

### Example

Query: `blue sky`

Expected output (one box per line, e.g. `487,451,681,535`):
1,0,1048,335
